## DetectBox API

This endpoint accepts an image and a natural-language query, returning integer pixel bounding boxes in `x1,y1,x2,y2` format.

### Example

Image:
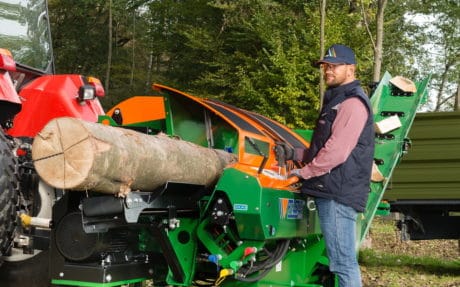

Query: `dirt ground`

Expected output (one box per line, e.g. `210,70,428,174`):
360,217,460,287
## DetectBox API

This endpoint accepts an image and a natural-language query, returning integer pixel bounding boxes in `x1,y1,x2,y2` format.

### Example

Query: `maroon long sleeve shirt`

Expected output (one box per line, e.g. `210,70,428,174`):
298,97,369,180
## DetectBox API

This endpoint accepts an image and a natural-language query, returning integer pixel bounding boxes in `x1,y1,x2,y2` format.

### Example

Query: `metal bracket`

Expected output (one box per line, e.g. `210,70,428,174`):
123,181,205,224
124,190,163,223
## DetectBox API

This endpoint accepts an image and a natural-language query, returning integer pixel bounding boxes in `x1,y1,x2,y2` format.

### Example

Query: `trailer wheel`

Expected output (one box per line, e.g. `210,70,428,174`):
0,131,19,264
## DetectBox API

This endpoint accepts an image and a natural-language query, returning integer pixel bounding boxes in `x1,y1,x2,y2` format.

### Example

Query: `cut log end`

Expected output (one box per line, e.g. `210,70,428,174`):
32,117,96,189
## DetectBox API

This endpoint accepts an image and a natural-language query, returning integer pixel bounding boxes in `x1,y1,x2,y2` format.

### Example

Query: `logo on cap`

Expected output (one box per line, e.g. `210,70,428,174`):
326,47,337,58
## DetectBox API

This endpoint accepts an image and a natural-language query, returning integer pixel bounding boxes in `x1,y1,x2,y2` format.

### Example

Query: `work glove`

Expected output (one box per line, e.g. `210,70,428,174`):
289,169,303,179
274,142,294,163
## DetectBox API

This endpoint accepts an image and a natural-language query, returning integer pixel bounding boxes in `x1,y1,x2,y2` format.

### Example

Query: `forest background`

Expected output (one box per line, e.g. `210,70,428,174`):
48,0,459,129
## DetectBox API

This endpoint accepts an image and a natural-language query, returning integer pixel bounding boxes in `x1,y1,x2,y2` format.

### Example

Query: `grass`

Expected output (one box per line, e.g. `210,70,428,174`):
359,217,460,287
360,249,460,273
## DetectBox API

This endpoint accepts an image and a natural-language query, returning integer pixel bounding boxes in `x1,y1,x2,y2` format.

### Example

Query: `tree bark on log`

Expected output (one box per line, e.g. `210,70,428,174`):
32,117,236,196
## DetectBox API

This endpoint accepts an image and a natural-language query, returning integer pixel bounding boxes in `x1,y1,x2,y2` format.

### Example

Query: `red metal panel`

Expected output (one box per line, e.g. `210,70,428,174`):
7,75,105,137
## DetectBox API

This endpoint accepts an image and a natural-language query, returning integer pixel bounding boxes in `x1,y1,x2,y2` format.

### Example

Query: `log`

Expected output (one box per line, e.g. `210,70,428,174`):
32,117,236,196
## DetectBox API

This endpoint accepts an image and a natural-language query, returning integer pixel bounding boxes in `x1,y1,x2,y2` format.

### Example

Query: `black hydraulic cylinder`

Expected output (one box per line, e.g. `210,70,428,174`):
82,196,124,217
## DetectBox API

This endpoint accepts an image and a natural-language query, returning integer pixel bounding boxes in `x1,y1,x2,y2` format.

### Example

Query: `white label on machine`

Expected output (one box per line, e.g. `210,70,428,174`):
275,261,282,272
234,204,248,211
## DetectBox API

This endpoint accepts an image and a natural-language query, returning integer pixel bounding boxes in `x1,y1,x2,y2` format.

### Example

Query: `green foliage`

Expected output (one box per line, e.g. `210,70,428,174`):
181,0,322,128
386,0,459,111
47,0,459,126
49,0,108,74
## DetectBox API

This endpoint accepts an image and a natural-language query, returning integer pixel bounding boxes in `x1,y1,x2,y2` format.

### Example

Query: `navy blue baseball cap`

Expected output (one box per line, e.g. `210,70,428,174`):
316,44,356,66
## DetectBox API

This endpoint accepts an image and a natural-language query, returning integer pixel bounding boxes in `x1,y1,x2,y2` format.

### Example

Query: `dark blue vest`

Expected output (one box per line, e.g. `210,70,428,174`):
301,80,374,212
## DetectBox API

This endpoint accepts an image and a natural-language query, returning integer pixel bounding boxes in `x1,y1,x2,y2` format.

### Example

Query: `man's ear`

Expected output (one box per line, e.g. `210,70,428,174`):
347,64,356,78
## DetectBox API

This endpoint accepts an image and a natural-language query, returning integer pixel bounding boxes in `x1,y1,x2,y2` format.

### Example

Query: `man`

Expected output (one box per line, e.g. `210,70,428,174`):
290,44,374,287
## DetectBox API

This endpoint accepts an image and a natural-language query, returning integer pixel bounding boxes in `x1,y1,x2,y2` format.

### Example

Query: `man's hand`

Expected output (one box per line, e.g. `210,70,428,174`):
289,169,303,179
284,175,300,187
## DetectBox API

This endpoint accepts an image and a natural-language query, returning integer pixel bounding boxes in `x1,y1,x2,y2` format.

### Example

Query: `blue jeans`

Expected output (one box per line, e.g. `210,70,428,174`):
315,198,362,287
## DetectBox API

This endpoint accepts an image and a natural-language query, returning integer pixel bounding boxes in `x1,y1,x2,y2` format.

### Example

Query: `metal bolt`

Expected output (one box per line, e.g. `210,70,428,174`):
307,200,316,211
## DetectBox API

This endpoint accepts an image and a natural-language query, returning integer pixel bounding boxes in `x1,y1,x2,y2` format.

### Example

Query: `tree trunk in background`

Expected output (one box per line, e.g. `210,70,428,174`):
32,118,236,196
455,84,459,111
319,0,326,109
105,0,113,96
435,62,452,111
130,9,135,88
145,51,153,93
372,0,387,83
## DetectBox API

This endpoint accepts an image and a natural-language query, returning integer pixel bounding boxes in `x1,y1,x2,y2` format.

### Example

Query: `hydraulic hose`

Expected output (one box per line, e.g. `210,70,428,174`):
236,240,290,282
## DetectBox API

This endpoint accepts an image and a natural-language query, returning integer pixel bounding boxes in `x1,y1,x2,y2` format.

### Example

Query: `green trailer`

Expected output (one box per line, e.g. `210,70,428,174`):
384,111,460,240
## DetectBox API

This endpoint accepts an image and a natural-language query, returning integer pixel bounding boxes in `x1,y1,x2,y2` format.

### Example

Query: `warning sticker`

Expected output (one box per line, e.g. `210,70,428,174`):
279,198,305,219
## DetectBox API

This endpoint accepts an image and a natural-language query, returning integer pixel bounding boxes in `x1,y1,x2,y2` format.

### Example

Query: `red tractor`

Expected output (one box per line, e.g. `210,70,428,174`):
0,0,105,283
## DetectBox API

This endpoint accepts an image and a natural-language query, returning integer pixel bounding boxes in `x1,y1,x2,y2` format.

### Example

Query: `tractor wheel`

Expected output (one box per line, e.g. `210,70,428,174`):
0,131,19,264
